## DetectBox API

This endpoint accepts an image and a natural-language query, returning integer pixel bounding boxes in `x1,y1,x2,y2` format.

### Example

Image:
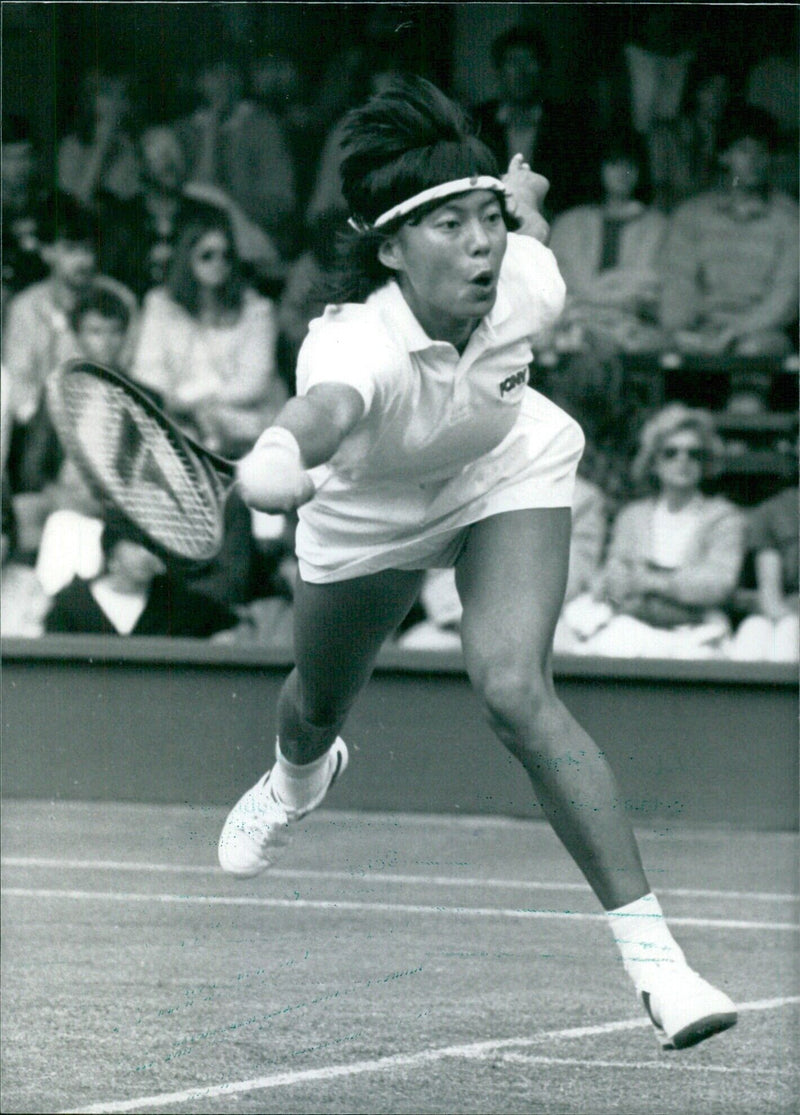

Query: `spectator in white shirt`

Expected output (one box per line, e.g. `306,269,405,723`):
132,202,286,458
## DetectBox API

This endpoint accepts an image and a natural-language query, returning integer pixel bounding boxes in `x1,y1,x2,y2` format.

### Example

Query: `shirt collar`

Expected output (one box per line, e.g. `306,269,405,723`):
373,277,513,354
480,281,512,337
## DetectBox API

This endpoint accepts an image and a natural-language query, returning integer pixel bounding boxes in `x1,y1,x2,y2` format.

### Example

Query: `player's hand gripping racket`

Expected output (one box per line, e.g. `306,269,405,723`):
46,359,237,566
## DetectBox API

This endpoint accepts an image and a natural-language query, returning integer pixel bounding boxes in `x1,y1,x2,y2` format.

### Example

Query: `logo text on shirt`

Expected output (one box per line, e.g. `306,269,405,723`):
499,368,527,396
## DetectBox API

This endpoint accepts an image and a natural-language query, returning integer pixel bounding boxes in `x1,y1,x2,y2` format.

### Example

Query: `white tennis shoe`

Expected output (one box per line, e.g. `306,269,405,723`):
218,738,348,878
640,965,737,1050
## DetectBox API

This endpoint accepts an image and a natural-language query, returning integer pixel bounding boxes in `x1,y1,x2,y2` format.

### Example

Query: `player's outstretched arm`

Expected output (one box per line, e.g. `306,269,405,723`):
236,382,365,513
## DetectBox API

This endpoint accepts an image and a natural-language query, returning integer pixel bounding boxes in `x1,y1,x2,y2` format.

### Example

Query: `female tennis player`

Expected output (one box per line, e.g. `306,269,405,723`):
219,77,736,1051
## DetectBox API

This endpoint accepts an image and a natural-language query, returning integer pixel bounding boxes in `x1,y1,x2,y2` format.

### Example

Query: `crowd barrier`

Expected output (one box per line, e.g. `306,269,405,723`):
2,636,796,830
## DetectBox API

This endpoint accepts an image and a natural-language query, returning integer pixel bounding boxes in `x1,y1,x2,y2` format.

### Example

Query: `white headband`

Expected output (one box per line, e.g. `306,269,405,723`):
348,175,508,232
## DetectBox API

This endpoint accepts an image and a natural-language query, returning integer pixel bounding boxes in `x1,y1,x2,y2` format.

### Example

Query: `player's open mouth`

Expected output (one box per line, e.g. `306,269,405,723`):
469,272,496,291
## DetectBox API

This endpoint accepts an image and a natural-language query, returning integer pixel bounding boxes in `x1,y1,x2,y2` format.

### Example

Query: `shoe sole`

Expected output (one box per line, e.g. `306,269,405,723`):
669,1011,738,1050
642,992,738,1050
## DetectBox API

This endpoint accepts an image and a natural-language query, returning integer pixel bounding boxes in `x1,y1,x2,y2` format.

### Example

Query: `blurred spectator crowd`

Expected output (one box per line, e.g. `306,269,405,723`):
1,21,798,661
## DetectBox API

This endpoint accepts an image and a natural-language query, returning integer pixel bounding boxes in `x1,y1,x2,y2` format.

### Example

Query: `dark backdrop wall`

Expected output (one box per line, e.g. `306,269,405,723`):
3,3,454,143
454,3,799,106
4,2,798,173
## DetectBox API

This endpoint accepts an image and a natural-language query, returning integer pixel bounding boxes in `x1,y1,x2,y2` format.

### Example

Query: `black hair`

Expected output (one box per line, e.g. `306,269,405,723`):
328,76,517,303
165,200,244,318
69,283,131,336
73,68,137,147
307,208,351,271
717,101,780,154
595,126,652,199
340,76,502,228
598,127,648,168
2,113,32,145
490,24,551,70
35,190,98,246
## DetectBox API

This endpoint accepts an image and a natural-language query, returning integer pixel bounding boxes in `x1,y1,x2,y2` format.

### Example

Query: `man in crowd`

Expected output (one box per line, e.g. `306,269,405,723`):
659,103,799,358
175,56,298,264
1,115,48,315
2,192,135,554
471,24,599,217
97,123,282,298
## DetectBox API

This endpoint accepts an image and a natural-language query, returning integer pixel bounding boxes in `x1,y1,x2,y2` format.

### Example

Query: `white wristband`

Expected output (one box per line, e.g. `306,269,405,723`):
237,424,315,512
254,425,303,462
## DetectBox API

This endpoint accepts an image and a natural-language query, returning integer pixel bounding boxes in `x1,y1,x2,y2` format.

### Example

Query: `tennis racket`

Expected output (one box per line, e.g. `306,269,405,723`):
45,359,237,566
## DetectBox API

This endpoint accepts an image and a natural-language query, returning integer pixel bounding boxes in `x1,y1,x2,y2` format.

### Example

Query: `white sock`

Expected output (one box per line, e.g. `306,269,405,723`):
269,739,335,817
606,892,687,992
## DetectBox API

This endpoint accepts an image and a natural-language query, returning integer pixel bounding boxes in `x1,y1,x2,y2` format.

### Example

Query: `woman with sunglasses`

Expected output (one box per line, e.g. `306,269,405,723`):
219,78,738,1051
564,403,746,657
132,201,287,457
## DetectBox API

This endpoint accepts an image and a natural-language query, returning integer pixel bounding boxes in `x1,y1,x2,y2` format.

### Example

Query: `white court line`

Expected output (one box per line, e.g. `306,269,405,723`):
3,887,797,931
495,1053,796,1076
57,996,800,1114
2,857,797,904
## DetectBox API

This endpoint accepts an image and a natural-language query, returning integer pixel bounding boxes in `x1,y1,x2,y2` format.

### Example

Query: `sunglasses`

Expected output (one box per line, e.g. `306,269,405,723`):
195,247,231,263
658,445,705,462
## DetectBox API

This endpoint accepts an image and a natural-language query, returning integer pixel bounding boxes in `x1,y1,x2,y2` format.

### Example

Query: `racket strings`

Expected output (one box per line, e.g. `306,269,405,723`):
54,374,225,561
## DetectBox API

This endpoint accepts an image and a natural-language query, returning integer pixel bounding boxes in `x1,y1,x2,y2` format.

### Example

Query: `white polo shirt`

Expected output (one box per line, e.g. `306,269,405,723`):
296,232,566,485
294,233,584,582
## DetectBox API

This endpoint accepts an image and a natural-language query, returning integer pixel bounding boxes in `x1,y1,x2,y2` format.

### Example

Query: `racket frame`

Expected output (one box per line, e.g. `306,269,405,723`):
45,358,238,568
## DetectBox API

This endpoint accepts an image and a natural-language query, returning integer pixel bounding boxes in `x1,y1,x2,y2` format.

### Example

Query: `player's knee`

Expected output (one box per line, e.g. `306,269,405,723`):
475,658,554,740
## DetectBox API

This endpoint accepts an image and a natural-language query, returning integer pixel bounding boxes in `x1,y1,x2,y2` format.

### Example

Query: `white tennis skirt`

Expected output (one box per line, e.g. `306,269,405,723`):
296,389,584,583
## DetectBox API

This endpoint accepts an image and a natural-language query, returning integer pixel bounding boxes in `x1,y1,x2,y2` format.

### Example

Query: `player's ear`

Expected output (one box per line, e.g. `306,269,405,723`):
377,235,403,273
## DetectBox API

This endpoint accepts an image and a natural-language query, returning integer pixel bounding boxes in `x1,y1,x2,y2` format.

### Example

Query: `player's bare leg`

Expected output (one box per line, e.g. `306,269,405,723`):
277,569,426,763
455,508,737,1049
219,569,424,877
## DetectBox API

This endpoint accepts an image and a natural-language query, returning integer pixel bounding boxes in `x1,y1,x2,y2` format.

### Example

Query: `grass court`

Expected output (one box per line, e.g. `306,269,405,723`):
2,799,798,1114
